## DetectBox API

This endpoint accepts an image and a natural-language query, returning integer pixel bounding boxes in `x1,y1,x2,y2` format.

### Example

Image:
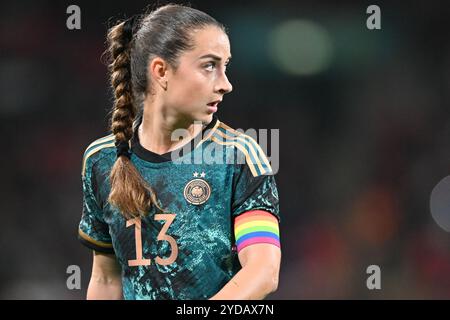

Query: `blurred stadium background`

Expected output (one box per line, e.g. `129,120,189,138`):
1,0,450,299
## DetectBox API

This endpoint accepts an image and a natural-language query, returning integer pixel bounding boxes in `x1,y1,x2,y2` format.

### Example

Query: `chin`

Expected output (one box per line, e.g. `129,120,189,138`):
195,113,213,125
205,113,214,123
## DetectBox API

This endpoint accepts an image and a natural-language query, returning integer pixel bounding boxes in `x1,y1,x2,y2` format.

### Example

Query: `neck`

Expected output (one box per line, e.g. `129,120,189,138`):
138,99,203,155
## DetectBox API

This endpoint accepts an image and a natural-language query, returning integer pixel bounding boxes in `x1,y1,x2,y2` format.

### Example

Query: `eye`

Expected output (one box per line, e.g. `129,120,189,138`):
204,62,216,71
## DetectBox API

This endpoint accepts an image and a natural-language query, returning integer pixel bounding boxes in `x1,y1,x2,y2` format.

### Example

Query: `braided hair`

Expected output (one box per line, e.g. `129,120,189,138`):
105,4,226,218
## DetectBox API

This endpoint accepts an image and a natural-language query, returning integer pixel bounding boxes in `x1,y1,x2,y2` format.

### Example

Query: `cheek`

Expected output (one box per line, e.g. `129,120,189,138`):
171,72,210,102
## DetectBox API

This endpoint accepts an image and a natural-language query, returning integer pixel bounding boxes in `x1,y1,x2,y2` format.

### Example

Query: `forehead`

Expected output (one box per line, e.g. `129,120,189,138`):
185,26,231,59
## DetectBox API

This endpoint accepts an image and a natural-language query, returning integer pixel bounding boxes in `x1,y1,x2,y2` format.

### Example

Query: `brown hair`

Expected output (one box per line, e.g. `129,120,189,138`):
105,4,226,218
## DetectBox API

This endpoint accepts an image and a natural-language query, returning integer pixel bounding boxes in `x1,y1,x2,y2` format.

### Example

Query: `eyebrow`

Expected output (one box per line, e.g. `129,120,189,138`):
199,54,232,61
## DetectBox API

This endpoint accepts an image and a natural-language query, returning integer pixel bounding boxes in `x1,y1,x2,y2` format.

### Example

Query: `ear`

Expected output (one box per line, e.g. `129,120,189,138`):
147,57,169,91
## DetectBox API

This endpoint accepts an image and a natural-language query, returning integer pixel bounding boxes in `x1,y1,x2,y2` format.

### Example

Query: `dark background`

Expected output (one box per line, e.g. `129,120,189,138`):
1,0,450,299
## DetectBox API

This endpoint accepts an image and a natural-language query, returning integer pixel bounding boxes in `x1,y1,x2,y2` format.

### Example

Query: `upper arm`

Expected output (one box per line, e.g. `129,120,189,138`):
238,243,281,269
91,251,121,280
87,251,122,300
237,243,281,293
234,210,281,276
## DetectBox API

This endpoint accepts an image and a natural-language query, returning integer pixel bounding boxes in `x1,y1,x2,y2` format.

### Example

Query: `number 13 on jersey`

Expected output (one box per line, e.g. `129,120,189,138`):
126,214,178,267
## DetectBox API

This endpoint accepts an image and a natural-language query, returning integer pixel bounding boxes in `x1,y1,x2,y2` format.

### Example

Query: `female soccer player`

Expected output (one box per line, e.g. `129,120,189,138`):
78,4,281,300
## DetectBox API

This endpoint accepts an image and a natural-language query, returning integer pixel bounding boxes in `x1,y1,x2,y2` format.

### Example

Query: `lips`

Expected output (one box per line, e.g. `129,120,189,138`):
206,100,220,114
207,99,222,107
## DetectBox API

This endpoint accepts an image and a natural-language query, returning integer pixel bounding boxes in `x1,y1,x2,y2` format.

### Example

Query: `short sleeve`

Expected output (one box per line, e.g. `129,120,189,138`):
231,163,280,222
78,157,114,254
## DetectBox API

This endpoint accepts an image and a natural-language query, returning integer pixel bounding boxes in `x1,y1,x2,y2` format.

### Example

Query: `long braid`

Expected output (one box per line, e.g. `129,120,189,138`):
106,19,160,219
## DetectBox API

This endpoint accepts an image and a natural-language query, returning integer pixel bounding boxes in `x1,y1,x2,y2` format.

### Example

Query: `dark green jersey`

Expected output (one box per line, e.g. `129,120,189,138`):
78,116,280,300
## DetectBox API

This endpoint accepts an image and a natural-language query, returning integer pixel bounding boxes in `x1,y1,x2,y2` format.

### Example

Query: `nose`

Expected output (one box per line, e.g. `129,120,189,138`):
215,73,233,95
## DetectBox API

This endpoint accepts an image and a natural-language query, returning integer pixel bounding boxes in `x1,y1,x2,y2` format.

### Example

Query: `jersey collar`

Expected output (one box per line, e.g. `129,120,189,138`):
131,115,219,163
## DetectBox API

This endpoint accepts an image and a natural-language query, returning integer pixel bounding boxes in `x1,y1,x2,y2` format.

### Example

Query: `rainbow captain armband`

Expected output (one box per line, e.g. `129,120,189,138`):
234,210,281,253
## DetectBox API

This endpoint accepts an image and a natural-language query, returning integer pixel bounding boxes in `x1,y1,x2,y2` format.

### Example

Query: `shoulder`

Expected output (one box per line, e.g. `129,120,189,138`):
210,120,272,177
81,134,116,177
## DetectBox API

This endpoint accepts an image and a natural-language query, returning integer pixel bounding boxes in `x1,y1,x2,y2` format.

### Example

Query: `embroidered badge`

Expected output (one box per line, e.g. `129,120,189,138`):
184,172,211,205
